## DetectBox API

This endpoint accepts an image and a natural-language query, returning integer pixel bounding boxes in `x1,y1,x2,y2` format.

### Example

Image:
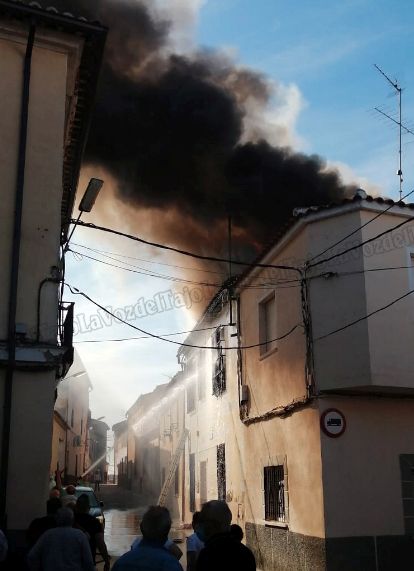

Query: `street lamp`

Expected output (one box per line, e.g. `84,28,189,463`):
64,178,104,251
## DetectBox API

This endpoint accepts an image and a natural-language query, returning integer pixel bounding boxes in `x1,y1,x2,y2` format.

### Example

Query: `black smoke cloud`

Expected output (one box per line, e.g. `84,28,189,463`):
55,0,354,259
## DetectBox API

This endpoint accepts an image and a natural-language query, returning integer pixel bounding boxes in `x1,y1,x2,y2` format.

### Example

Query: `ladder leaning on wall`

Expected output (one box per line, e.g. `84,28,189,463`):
157,428,189,507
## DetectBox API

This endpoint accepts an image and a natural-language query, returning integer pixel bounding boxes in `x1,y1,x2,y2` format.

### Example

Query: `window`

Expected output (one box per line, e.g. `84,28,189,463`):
70,408,74,428
217,444,226,501
264,465,286,522
259,293,277,356
212,327,226,397
80,418,83,435
161,467,166,486
187,384,196,413
189,454,196,512
200,461,207,504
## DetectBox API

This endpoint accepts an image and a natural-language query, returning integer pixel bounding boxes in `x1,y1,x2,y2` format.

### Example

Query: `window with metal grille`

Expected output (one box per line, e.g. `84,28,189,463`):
212,327,226,397
217,444,226,501
189,454,196,512
200,461,207,504
264,465,286,522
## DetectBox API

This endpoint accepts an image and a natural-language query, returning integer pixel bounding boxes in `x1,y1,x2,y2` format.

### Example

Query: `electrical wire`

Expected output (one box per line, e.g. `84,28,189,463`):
74,325,226,344
72,242,227,276
307,188,414,264
69,248,222,288
66,283,302,350
73,241,303,287
315,264,414,281
308,215,414,269
315,286,414,341
72,220,302,274
68,248,302,291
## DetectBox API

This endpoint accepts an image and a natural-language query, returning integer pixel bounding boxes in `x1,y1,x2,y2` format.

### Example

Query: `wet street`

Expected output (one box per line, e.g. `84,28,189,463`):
95,485,187,569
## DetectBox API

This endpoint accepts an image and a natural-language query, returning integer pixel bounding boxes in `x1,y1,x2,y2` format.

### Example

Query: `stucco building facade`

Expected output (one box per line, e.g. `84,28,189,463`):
0,0,105,537
125,192,414,569
51,351,92,482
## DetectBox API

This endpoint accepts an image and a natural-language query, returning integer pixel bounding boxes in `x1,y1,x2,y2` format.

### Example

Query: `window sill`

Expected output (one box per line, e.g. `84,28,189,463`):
262,520,288,529
259,347,278,361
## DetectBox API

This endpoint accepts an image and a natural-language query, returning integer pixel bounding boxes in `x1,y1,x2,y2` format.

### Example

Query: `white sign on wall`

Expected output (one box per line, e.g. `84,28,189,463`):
320,408,346,438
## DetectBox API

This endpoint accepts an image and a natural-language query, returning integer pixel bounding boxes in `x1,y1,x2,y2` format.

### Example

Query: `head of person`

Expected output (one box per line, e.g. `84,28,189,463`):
140,506,171,544
76,494,90,514
192,511,201,532
230,524,244,542
49,488,60,500
66,485,76,496
198,501,232,542
56,507,74,528
46,497,62,516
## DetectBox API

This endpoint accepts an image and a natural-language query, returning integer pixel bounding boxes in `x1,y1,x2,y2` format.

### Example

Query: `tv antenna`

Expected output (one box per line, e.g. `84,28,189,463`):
374,64,414,200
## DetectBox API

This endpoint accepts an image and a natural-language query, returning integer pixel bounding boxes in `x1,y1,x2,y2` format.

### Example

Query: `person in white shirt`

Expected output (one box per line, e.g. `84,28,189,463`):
186,511,204,571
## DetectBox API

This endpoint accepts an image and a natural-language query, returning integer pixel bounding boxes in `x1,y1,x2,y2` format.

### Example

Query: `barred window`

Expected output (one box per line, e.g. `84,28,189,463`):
217,443,226,501
212,327,226,397
264,465,286,522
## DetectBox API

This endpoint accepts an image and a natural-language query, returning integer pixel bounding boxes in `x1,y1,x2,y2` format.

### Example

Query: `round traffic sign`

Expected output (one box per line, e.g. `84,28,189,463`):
320,408,346,438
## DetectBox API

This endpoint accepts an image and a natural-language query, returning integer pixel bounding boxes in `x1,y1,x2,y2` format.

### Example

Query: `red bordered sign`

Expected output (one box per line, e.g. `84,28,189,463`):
320,408,346,438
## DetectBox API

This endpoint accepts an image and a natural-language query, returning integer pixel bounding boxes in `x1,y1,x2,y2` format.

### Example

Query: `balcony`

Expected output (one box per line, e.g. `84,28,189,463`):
0,301,74,374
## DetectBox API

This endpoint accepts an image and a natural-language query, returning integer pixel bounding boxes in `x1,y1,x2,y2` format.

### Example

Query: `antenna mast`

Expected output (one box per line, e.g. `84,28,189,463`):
373,64,411,200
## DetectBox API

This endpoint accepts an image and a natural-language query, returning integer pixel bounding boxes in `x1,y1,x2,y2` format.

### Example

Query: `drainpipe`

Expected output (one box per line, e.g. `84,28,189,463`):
0,23,36,529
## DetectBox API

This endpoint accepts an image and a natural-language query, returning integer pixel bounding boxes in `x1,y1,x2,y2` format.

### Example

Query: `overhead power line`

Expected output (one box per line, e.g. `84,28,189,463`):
66,283,302,350
308,214,414,269
69,248,222,288
315,286,414,341
69,248,301,291
72,241,227,276
307,188,414,264
72,220,301,274
73,325,226,344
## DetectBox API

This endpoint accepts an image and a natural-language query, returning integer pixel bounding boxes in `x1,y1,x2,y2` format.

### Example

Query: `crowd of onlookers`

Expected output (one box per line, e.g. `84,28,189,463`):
111,500,256,571
0,481,256,570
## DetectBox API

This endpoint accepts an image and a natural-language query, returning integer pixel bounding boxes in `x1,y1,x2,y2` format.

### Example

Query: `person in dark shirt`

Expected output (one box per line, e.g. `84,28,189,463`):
74,494,110,571
27,497,62,548
230,523,244,542
196,500,256,571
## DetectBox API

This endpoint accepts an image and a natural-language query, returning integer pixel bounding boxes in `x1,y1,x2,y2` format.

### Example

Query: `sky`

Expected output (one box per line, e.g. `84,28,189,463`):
66,0,414,429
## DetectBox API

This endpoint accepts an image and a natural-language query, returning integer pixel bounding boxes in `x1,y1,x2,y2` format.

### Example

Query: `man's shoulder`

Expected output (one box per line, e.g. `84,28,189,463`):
47,526,87,541
76,512,99,524
114,544,182,569
199,536,256,570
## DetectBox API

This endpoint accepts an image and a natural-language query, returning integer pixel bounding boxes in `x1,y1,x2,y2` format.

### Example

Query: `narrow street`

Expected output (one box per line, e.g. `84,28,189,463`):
95,485,187,569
